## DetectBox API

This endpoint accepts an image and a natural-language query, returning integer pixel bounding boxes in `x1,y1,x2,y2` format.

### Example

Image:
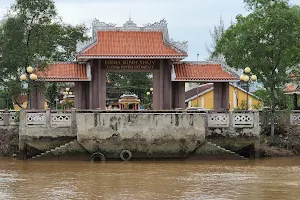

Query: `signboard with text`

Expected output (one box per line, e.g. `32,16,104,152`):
101,59,159,71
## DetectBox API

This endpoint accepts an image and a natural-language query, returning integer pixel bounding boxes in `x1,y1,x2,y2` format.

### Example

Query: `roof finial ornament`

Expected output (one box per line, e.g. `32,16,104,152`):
129,10,131,21
123,11,137,28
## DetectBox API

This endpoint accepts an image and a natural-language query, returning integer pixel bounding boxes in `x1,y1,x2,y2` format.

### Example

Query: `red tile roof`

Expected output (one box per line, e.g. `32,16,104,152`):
78,31,186,58
174,62,238,82
284,83,300,94
37,63,88,81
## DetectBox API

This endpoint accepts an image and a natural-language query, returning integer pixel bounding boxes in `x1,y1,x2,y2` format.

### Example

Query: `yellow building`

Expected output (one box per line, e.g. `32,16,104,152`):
13,95,49,110
185,83,262,110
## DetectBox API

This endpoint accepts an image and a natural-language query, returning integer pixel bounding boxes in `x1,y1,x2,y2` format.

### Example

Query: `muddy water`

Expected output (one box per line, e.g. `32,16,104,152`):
1,157,300,200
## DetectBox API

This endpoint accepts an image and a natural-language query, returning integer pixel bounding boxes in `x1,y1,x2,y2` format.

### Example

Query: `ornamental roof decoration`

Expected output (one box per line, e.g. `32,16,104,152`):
76,18,188,57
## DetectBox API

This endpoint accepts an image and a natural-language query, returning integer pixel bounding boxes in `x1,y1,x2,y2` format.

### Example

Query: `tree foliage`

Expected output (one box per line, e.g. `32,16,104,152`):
215,0,300,136
0,0,88,104
206,16,225,60
107,72,152,106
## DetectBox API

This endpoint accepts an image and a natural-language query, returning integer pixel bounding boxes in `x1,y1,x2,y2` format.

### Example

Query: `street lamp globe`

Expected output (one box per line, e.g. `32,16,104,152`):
27,66,34,73
146,92,150,96
69,92,72,95
63,91,68,95
66,88,70,92
29,73,38,81
20,74,27,81
251,75,257,81
240,74,245,81
243,75,250,82
150,88,153,92
244,67,251,73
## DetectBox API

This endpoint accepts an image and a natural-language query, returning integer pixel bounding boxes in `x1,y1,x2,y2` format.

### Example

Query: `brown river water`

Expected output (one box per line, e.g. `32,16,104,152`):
1,157,300,200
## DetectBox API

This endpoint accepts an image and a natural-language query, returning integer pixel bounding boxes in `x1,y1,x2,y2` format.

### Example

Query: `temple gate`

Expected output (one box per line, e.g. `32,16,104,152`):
35,18,238,110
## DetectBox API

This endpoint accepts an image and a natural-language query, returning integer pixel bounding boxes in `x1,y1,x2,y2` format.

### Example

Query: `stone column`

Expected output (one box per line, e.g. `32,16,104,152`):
214,82,229,110
19,110,27,160
90,60,99,109
163,60,172,110
30,82,45,110
75,82,89,109
214,83,222,110
153,67,161,110
221,82,230,110
98,65,107,110
293,93,299,110
75,82,82,109
172,81,185,109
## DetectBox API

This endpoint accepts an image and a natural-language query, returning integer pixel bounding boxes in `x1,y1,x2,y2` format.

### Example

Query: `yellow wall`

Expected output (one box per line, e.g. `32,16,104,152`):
13,101,49,110
189,85,262,110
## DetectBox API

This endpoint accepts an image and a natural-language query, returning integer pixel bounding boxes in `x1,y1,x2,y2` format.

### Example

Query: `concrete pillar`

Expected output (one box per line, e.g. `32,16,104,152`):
153,68,161,110
293,93,299,110
75,82,89,109
90,60,99,109
214,82,229,110
99,67,106,110
19,110,27,160
31,82,45,110
163,60,172,109
172,81,185,109
221,82,229,110
75,82,82,109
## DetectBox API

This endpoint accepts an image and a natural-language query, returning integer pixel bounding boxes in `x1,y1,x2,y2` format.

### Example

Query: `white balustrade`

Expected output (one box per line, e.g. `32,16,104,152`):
51,113,72,127
232,112,254,128
207,113,230,128
291,113,300,125
0,111,3,126
26,113,46,126
9,112,19,125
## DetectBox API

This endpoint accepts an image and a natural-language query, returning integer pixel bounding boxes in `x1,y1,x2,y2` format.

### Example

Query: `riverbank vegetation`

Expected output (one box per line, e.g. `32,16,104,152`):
214,0,300,138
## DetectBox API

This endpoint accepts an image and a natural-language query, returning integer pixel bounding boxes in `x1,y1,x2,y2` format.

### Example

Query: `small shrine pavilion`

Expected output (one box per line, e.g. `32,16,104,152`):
118,94,140,110
34,18,238,110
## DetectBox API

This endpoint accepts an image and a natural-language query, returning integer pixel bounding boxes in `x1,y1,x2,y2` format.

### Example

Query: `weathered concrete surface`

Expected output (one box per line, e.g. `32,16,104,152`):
0,126,19,156
187,142,247,160
77,113,206,159
31,140,90,160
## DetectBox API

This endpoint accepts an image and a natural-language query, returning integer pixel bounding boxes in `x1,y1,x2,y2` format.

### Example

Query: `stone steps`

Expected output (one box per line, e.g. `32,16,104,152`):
206,142,247,160
31,140,77,160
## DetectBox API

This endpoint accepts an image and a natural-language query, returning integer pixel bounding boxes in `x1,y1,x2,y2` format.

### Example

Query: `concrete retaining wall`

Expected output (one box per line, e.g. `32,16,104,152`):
77,113,206,159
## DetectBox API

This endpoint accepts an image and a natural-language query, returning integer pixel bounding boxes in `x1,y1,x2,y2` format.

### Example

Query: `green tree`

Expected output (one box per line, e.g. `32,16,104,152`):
206,16,225,60
215,0,300,137
0,0,88,105
46,83,58,109
107,72,152,107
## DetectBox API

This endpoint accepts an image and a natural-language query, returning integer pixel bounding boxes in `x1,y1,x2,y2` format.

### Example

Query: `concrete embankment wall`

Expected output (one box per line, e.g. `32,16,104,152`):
77,113,206,159
18,111,77,151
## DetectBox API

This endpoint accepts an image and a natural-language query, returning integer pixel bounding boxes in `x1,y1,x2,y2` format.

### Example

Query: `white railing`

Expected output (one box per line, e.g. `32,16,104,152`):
0,111,3,126
51,113,72,127
0,110,19,126
25,109,74,127
207,112,230,128
26,113,46,126
232,112,254,128
291,111,300,126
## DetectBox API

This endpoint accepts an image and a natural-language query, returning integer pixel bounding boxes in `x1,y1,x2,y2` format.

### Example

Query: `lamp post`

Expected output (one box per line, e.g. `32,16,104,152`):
146,88,153,109
20,66,38,109
239,67,257,110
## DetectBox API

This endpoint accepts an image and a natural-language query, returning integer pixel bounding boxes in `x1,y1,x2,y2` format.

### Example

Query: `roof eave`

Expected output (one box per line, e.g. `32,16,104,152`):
76,55,187,60
173,79,240,82
38,78,91,82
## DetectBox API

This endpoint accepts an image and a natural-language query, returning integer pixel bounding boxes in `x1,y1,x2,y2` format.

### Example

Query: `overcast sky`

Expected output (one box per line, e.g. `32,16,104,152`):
0,0,299,61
